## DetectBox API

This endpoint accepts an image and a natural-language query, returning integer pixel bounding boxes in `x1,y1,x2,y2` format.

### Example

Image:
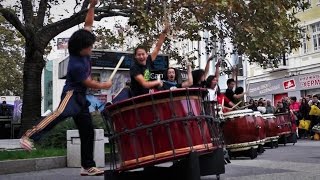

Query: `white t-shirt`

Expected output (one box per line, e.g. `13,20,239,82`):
207,86,218,101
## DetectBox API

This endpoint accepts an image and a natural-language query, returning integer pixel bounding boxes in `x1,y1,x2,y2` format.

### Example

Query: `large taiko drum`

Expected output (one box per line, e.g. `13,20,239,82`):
252,111,267,145
262,114,280,143
222,109,262,152
103,88,222,171
274,113,292,136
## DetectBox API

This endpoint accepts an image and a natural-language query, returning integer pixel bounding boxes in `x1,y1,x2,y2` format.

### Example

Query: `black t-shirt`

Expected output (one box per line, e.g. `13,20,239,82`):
130,56,152,96
225,88,236,103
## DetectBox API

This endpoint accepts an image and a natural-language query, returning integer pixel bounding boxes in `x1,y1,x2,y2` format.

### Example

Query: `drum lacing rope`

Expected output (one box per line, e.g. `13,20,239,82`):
130,133,140,164
184,88,194,150
197,88,205,115
197,119,209,150
115,103,127,131
169,90,177,118
150,93,161,122
131,98,143,127
185,88,194,116
165,124,176,157
147,128,157,160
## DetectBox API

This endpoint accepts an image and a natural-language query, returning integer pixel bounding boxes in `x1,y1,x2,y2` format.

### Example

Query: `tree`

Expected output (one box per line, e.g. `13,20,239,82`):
0,0,308,133
0,16,23,96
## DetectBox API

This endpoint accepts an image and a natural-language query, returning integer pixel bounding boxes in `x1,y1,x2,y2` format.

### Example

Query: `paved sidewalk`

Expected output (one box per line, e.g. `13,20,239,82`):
1,140,320,180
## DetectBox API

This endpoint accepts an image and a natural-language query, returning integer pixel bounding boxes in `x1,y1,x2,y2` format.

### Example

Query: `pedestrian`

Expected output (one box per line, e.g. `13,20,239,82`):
299,98,311,139
265,100,276,114
20,0,111,176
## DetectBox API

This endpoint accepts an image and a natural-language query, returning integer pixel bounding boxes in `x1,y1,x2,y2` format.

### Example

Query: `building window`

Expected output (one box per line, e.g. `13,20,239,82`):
311,22,320,51
301,29,308,54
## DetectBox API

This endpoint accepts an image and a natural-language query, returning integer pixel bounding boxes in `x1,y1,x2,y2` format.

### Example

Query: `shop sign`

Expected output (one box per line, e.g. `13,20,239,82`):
283,79,296,90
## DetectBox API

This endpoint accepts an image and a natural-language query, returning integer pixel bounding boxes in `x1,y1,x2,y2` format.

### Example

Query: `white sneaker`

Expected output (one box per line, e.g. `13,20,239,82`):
80,167,104,176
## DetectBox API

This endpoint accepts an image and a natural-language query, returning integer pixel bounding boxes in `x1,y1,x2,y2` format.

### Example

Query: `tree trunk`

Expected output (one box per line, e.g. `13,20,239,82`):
20,45,45,136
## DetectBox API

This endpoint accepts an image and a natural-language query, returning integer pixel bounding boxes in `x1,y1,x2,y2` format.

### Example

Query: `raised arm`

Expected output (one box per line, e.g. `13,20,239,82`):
204,56,213,78
84,0,98,32
214,59,221,79
181,63,193,88
151,22,169,61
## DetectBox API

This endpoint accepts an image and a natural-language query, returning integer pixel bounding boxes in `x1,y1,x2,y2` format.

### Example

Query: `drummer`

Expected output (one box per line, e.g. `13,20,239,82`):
191,56,214,88
225,78,246,105
130,23,169,96
161,63,193,90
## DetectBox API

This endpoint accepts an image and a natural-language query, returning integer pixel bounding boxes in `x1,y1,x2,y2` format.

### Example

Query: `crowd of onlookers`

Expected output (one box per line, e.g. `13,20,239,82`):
245,95,320,140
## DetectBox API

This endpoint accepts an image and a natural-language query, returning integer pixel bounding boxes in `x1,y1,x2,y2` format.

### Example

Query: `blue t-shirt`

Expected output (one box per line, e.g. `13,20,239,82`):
63,55,91,93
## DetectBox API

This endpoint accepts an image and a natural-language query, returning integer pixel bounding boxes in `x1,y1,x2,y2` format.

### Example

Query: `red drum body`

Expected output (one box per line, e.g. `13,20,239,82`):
262,114,280,143
222,110,263,152
105,88,220,171
253,111,267,144
274,113,292,136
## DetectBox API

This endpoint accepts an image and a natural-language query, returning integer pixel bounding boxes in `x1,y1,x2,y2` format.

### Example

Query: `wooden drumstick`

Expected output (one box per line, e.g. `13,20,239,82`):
221,97,224,110
109,56,125,81
232,101,242,110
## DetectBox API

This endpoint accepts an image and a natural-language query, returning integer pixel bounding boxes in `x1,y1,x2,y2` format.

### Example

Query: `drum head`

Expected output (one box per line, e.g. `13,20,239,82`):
262,114,276,119
253,111,262,116
223,109,253,118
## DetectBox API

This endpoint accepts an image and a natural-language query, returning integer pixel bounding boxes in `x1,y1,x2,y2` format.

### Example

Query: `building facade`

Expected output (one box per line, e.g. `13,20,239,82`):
246,0,320,104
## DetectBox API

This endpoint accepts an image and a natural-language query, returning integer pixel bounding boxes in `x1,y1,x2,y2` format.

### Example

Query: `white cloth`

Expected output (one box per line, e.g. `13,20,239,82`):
257,106,266,114
207,86,218,101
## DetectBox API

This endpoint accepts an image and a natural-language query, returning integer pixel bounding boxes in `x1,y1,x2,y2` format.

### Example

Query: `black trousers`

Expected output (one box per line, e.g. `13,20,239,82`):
23,90,96,168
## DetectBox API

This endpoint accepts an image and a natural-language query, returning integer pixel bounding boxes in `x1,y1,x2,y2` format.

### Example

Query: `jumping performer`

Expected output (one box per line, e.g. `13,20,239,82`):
130,23,169,96
20,0,110,176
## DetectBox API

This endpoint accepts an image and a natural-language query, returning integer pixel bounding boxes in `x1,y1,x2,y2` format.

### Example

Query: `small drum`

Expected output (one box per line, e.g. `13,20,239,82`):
222,109,262,152
262,114,279,143
103,88,222,171
274,113,291,136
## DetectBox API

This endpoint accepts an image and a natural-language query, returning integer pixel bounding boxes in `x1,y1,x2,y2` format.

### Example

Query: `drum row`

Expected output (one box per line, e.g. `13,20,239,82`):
221,110,294,159
102,88,296,179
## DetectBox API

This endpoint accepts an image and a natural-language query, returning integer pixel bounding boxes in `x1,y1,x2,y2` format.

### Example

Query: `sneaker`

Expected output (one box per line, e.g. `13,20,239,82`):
20,137,33,151
80,167,104,176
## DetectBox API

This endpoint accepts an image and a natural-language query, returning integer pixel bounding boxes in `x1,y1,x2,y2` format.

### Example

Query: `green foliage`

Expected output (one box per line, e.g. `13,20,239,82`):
96,0,309,68
38,114,106,148
0,148,66,161
0,16,24,96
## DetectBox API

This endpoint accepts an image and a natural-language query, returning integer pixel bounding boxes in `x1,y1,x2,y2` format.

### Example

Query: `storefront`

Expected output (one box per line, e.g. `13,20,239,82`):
248,72,320,105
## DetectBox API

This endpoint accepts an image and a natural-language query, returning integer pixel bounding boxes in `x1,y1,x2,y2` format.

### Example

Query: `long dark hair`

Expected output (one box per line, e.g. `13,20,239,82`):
164,67,179,81
192,69,205,85
206,75,216,88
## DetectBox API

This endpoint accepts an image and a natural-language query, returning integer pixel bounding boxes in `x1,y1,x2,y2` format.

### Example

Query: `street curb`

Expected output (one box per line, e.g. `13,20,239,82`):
0,156,66,175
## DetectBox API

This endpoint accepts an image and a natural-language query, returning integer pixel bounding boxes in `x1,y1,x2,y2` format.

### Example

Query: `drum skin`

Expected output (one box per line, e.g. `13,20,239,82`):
106,88,217,170
274,113,291,136
263,115,279,138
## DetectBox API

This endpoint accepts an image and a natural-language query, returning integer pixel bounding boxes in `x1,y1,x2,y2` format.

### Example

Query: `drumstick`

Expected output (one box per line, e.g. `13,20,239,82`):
232,101,242,110
109,56,125,81
222,97,225,110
